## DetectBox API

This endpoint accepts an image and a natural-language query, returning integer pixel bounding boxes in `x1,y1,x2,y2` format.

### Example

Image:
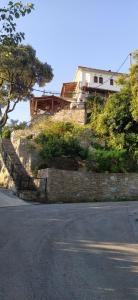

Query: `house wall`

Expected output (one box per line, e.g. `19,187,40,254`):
74,69,121,92
38,168,138,203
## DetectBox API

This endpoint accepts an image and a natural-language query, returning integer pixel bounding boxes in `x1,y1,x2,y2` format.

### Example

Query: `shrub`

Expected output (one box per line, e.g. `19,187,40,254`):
86,149,138,172
33,120,74,135
2,127,11,139
33,120,88,161
35,134,88,160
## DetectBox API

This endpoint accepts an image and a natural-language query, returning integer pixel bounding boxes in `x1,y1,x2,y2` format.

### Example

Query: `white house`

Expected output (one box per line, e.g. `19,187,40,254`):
61,66,125,104
74,66,124,103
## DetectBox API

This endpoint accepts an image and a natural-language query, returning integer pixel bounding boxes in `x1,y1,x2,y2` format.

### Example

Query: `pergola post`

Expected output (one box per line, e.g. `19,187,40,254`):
51,98,54,113
34,100,38,115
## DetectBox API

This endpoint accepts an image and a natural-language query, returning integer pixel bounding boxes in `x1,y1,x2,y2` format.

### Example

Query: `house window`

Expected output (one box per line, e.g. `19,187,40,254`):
99,77,103,84
110,79,114,85
94,76,98,83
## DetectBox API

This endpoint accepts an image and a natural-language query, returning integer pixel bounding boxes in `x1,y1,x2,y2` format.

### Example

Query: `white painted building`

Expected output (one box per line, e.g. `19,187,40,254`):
61,66,126,105
73,66,124,103
75,66,121,91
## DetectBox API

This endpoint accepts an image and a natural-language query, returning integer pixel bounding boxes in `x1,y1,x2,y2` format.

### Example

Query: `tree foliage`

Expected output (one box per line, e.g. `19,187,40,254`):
0,44,53,128
90,51,138,152
86,94,105,124
86,148,138,172
34,121,88,160
0,1,54,129
116,50,138,122
0,1,34,45
2,119,28,138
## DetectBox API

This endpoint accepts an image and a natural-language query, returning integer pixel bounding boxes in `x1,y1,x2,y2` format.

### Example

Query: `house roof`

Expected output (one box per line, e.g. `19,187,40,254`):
77,66,127,76
31,95,72,103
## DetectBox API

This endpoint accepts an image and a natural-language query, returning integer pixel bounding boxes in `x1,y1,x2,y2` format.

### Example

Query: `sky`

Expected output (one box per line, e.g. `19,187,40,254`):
2,0,138,122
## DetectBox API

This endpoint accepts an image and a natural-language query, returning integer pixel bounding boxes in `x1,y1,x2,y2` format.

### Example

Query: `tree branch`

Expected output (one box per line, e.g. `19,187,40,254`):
0,100,10,127
0,99,19,128
8,99,19,113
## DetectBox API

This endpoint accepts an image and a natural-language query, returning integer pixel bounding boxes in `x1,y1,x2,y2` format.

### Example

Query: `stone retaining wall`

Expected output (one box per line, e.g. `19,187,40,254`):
38,168,138,203
50,108,86,125
0,152,15,189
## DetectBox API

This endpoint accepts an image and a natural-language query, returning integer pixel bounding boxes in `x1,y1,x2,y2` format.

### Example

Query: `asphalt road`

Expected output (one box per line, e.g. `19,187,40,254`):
0,191,138,300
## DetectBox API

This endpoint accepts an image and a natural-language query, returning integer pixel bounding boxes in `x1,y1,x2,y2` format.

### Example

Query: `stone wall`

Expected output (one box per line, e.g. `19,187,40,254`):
0,152,15,189
38,168,138,203
11,135,43,175
0,136,42,190
50,108,86,125
31,107,86,126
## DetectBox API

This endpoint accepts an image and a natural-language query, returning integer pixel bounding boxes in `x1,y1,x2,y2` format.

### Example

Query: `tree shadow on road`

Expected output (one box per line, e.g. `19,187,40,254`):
54,239,138,299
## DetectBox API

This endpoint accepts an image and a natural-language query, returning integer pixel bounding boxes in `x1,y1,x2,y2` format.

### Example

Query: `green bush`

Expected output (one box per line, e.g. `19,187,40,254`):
2,127,11,139
35,134,88,160
86,149,138,172
33,120,75,136
33,120,138,173
34,121,88,161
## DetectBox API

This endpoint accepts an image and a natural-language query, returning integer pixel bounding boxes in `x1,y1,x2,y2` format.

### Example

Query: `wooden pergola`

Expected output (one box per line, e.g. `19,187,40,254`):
30,95,71,118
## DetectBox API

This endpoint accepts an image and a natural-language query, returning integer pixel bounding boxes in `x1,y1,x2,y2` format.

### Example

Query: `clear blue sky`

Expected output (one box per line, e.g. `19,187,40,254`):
3,0,138,122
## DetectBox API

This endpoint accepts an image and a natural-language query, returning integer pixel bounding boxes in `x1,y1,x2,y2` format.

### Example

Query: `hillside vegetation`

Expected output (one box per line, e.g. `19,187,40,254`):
3,50,138,173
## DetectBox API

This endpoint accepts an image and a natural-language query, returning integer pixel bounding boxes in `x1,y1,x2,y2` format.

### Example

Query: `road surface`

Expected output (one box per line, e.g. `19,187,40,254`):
0,190,138,299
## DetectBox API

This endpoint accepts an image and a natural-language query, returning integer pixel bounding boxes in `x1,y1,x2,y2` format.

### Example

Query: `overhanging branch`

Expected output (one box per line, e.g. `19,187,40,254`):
8,99,19,113
0,99,19,128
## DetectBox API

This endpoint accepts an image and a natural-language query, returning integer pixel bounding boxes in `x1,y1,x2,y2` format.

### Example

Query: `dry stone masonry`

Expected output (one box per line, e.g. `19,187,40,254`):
38,169,138,203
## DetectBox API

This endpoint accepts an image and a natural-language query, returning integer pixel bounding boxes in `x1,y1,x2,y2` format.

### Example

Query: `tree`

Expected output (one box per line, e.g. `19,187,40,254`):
116,50,138,122
86,94,104,124
0,1,34,45
0,1,53,130
91,50,138,152
8,119,28,130
2,119,28,138
128,51,138,121
0,44,53,128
